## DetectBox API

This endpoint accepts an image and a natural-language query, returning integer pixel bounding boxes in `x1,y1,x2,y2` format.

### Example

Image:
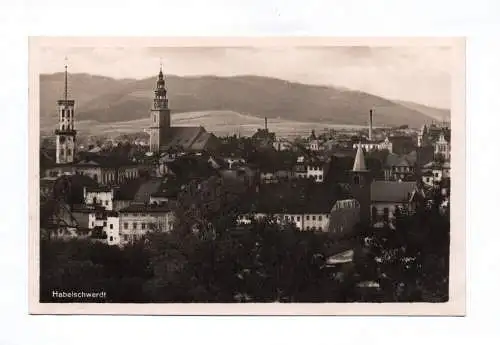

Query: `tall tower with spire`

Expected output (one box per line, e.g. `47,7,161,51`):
55,60,77,164
350,144,372,225
149,65,171,152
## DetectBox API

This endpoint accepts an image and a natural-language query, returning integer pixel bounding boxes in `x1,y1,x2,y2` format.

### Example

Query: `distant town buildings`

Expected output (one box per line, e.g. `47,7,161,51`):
40,63,451,247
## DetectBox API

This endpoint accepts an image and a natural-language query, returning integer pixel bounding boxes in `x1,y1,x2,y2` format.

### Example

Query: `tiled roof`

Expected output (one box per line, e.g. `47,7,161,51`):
385,151,418,168
370,181,417,203
166,155,218,182
75,154,137,168
114,177,148,201
254,182,341,214
85,186,112,193
133,178,163,203
160,126,217,151
151,178,182,198
119,203,173,213
72,204,105,213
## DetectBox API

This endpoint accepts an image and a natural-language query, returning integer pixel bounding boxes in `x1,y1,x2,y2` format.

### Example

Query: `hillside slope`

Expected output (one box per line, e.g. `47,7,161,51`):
40,73,438,129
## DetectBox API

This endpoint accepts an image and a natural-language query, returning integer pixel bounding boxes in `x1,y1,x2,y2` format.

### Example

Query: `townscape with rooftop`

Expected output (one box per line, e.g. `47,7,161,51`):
39,64,451,302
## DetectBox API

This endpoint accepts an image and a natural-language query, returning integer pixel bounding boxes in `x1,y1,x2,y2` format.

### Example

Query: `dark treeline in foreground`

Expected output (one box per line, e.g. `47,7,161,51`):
40,187,449,303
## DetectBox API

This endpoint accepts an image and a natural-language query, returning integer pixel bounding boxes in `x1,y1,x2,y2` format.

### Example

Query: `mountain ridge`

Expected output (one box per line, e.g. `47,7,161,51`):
40,73,448,130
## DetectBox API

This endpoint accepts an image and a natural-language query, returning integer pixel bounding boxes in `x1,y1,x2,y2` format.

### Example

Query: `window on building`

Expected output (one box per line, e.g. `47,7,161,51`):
124,222,128,229
312,216,316,221
142,223,146,230
133,222,137,230
383,208,389,222
306,226,310,230
124,234,129,241
103,221,107,226
109,236,113,242
318,215,322,221
297,216,301,221
353,175,360,185
311,226,316,231
371,207,378,222
105,200,109,206
109,224,113,230
306,215,310,220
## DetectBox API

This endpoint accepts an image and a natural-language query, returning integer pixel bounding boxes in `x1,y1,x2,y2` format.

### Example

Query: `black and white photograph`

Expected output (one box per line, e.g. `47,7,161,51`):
29,37,465,315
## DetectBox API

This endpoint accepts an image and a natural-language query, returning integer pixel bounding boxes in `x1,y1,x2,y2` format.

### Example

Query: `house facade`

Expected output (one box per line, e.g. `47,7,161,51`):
119,204,175,244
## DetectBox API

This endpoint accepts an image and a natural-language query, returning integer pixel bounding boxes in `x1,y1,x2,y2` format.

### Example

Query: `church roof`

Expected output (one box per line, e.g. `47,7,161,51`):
352,144,367,172
160,126,217,152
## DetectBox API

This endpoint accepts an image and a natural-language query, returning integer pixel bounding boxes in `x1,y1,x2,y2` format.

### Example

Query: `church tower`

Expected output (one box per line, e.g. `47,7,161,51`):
350,144,372,225
55,61,77,164
149,66,171,152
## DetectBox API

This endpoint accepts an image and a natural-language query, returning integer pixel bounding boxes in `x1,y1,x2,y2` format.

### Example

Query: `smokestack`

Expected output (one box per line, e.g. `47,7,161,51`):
369,109,373,141
265,117,268,131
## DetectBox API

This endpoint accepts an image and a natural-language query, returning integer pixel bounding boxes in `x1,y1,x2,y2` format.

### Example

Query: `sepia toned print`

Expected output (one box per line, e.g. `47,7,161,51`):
29,37,465,315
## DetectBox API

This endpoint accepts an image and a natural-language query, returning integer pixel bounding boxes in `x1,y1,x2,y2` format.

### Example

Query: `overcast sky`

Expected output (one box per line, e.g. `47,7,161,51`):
39,46,451,109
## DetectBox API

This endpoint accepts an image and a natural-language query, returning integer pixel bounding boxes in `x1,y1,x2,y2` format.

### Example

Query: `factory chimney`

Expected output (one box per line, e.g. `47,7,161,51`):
265,117,268,131
369,109,373,141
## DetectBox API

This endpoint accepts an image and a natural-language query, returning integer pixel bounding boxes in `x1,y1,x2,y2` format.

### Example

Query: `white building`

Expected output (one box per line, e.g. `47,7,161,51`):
306,163,325,182
104,213,120,245
434,132,451,161
83,186,114,211
353,141,380,152
119,204,175,244
309,139,320,152
423,161,451,184
273,139,293,152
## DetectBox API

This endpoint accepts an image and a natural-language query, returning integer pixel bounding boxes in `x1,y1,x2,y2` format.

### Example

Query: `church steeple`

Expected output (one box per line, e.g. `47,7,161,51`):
352,143,367,172
350,143,372,225
64,57,68,101
153,64,168,109
149,62,171,153
55,58,77,164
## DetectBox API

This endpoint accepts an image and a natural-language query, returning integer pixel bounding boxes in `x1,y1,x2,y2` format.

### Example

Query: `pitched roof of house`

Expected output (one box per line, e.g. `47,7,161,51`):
74,154,138,168
133,178,163,203
370,181,417,203
114,177,152,201
151,178,182,198
385,151,418,167
254,182,343,214
85,186,112,193
166,155,219,182
119,203,173,214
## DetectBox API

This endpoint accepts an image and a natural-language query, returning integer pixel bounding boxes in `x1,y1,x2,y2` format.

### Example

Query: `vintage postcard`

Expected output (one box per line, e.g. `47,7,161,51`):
29,37,466,315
